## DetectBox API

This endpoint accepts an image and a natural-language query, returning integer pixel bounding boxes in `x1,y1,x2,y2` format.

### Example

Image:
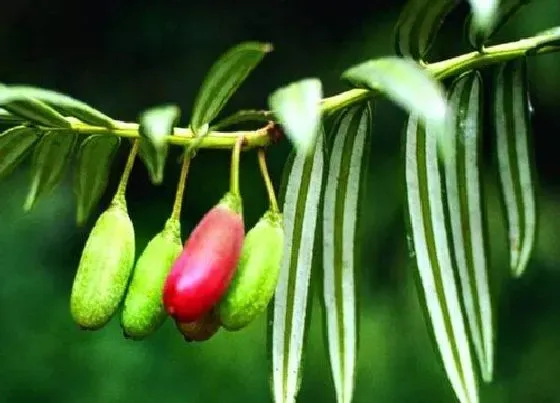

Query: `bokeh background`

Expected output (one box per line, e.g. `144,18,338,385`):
1,1,559,402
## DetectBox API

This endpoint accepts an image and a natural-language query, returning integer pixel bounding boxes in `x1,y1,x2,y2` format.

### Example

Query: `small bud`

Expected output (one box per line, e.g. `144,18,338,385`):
218,210,283,330
70,200,135,330
163,192,244,322
121,218,182,340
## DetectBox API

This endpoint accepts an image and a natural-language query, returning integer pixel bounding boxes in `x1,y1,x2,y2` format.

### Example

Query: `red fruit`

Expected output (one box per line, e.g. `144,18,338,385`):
163,193,244,322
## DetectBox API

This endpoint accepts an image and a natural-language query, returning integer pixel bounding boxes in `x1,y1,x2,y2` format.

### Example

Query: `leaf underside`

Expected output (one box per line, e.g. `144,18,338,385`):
321,102,372,403
394,0,458,61
342,57,448,139
445,71,494,382
270,125,326,403
466,0,500,50
494,59,536,277
405,114,478,403
138,104,180,185
268,78,323,157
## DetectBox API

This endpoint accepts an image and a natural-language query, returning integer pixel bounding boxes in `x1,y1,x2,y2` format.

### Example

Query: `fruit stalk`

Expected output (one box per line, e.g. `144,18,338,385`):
114,139,139,203
171,154,192,221
257,148,279,212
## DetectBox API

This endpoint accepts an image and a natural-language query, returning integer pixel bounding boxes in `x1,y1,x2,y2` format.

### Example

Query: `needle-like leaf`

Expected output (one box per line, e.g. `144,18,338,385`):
270,125,326,403
444,71,494,382
493,59,537,277
394,0,458,61
321,103,372,403
405,114,478,403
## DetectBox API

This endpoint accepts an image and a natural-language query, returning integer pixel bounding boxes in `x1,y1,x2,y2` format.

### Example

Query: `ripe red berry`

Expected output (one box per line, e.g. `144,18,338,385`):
163,194,244,322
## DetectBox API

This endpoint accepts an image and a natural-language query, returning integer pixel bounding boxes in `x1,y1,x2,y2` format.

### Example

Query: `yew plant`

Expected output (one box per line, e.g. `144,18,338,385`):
0,0,559,402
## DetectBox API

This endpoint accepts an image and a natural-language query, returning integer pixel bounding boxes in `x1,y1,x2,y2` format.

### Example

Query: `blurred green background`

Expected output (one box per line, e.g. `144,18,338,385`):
1,1,559,402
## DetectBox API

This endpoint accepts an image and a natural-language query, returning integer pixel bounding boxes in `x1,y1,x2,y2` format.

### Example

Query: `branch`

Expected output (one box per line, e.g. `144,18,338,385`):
2,29,558,150
320,29,560,114
63,118,276,150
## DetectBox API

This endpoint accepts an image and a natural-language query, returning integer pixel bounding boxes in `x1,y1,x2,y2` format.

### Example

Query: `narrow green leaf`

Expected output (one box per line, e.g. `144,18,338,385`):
394,0,458,61
0,126,41,179
342,57,448,137
0,86,115,128
466,0,500,50
138,105,179,184
210,109,274,130
270,126,326,403
0,109,24,124
494,59,536,277
322,103,372,403
24,130,78,211
405,115,478,403
268,78,323,156
444,71,494,382
74,135,121,225
190,41,272,134
0,86,71,128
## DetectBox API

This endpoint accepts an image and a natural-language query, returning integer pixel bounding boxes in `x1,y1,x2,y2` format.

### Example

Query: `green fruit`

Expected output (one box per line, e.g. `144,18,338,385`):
70,200,136,330
218,210,283,330
121,218,183,340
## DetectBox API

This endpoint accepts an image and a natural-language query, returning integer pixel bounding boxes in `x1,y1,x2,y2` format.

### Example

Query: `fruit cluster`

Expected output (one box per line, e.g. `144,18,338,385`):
69,138,283,342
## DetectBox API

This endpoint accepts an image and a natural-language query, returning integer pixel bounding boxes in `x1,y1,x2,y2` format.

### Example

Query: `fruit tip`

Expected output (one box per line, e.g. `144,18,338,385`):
122,329,144,341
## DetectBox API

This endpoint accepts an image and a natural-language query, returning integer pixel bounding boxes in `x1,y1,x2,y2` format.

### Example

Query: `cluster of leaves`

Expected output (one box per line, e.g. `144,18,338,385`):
0,42,272,225
268,1,557,403
1,0,560,403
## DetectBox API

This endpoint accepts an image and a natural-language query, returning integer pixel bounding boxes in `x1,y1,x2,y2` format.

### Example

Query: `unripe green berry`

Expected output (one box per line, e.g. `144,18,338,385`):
70,200,135,330
121,218,182,340
218,210,283,331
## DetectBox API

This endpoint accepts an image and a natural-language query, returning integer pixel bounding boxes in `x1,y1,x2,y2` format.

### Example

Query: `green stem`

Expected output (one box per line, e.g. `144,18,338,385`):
170,154,192,221
257,148,279,213
320,30,560,114
113,140,139,203
62,119,272,149
430,42,559,79
230,136,244,197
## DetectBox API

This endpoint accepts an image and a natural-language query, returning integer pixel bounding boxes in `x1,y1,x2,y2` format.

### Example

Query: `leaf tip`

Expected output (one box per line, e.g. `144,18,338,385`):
262,43,274,53
76,206,88,227
23,194,36,212
268,77,322,155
